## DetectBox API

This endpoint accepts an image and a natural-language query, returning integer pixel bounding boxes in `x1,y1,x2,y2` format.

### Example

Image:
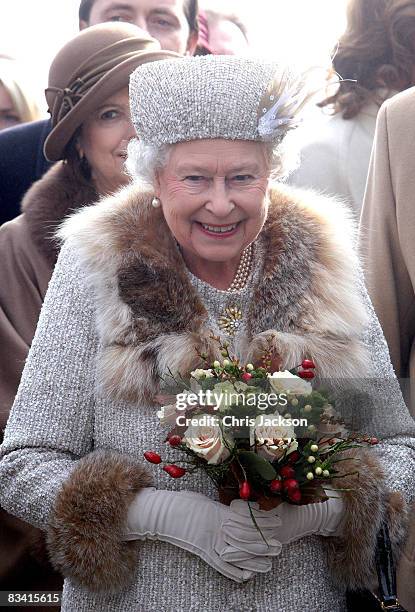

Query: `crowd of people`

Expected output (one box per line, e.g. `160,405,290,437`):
0,1,415,611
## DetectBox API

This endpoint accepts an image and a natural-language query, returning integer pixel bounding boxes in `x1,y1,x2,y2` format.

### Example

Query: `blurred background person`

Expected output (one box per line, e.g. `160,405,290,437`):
0,22,177,604
288,0,415,216
196,6,249,55
0,0,199,226
359,84,415,612
0,57,41,131
79,0,198,53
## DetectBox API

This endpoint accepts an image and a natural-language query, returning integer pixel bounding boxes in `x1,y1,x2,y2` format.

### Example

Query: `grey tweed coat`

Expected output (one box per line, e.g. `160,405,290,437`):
1,182,414,612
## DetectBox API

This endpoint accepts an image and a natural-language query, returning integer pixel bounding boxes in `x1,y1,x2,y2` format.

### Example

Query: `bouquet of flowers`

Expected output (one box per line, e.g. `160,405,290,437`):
144,338,378,512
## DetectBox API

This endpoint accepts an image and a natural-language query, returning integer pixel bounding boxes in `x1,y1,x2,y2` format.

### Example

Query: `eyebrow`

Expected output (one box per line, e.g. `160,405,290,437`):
103,3,176,15
95,102,126,113
103,2,136,10
176,163,262,174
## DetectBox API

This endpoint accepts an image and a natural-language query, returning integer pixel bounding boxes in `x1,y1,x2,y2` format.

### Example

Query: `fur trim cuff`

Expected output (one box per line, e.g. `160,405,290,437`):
47,450,153,593
326,448,407,591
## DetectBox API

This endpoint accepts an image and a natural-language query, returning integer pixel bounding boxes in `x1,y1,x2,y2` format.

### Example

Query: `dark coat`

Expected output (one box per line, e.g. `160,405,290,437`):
0,119,52,226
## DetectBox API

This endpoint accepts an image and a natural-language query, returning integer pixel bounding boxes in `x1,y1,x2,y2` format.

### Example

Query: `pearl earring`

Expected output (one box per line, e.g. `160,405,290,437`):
151,197,161,208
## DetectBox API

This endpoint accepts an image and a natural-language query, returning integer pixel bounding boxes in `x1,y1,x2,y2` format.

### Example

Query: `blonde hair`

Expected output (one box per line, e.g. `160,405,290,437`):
0,58,41,124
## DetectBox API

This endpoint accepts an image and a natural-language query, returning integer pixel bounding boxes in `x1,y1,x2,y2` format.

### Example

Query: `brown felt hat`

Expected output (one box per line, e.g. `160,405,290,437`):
44,22,179,162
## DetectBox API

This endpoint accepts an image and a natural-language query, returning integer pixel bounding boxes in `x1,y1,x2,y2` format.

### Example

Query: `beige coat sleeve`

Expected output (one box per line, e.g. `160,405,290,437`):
0,216,50,436
359,96,415,383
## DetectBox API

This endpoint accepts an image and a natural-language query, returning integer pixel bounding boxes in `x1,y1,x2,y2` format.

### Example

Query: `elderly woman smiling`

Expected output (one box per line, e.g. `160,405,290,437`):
0,55,415,612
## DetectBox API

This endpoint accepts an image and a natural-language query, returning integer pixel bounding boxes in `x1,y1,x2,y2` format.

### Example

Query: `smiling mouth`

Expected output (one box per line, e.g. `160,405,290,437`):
201,223,237,233
196,221,241,237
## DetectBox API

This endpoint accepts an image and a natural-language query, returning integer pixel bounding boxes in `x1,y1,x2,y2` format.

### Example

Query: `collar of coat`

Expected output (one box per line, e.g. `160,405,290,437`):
21,161,98,266
60,182,369,404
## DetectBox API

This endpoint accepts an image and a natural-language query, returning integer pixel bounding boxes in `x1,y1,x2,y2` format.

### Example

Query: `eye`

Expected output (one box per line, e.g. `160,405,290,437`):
232,175,254,182
149,16,175,29
184,175,205,182
109,14,132,23
100,109,120,121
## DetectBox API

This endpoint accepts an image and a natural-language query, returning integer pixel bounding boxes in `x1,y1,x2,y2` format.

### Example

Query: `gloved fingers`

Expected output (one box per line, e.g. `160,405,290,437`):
167,536,255,583
228,501,282,528
224,512,282,529
223,532,282,557
225,555,272,574
219,546,274,571
205,553,256,583
222,522,281,543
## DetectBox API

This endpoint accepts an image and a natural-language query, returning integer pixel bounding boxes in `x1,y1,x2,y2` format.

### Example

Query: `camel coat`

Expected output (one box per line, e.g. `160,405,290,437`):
0,161,97,602
359,87,415,401
359,86,415,612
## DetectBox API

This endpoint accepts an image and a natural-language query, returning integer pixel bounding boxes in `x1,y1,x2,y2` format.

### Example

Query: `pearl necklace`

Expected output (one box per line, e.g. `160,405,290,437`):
223,244,253,293
217,244,253,336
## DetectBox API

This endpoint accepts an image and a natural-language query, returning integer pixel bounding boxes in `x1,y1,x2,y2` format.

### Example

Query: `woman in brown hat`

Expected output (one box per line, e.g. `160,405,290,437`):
0,21,177,601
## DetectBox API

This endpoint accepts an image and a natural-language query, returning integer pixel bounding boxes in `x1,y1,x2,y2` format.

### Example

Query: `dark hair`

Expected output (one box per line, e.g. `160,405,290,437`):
319,0,415,119
64,128,92,185
79,0,199,33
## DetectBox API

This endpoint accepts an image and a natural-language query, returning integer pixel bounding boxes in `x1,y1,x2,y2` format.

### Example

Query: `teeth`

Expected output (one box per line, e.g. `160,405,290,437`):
201,223,237,233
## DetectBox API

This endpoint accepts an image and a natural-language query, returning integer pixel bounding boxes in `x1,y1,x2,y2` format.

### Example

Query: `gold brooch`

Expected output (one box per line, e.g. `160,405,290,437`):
218,306,243,336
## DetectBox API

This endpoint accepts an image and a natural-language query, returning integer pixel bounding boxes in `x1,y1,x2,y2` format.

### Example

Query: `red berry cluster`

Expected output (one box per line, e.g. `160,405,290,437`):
269,460,302,503
297,358,316,380
143,435,186,479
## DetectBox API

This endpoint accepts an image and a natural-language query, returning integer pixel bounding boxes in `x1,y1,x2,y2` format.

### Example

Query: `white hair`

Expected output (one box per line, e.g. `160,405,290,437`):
126,134,301,189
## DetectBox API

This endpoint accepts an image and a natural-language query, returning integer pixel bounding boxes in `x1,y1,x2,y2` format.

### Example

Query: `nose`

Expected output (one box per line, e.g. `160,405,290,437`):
204,178,235,217
134,17,148,31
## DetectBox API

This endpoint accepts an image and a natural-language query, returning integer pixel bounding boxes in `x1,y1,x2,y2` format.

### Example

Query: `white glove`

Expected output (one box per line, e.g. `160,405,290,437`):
239,490,344,545
122,488,283,582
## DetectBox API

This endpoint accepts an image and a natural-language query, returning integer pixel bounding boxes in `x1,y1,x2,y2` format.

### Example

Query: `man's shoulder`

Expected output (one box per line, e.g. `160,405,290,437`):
0,119,51,156
0,119,52,224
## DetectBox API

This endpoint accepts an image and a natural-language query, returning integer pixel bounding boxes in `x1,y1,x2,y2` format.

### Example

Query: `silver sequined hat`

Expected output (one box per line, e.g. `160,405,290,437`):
129,55,312,146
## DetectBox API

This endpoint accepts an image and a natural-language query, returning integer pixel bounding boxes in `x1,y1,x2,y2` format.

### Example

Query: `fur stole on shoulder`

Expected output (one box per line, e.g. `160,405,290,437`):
59,181,369,405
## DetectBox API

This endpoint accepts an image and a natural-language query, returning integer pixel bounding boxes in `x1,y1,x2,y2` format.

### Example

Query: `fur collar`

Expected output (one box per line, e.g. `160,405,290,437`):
21,162,98,266
60,182,369,404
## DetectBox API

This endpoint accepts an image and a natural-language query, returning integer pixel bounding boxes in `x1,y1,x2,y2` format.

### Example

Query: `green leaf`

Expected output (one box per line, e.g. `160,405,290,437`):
238,451,277,480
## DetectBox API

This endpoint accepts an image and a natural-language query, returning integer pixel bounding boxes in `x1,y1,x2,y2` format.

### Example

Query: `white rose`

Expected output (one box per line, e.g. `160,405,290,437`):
268,370,312,396
191,368,214,380
156,404,178,426
252,413,298,461
183,415,232,464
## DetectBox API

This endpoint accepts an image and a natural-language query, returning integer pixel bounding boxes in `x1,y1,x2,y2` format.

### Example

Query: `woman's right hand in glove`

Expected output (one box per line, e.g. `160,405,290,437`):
122,488,282,582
